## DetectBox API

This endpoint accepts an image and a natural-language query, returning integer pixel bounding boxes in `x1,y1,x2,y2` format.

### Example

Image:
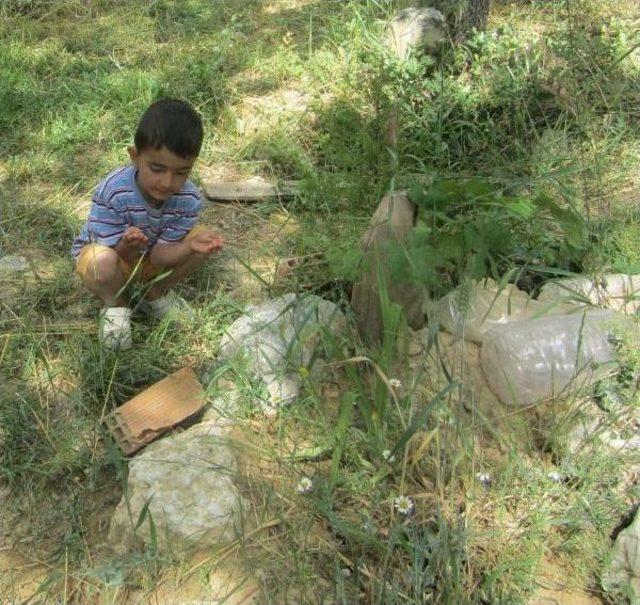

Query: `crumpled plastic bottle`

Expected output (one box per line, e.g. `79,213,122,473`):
539,273,640,315
436,278,574,344
480,309,636,406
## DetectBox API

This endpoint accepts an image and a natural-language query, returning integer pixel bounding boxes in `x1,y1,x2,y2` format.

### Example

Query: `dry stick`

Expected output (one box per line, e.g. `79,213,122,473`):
0,334,10,368
29,406,56,451
0,298,26,328
18,556,99,605
63,548,68,605
92,359,119,464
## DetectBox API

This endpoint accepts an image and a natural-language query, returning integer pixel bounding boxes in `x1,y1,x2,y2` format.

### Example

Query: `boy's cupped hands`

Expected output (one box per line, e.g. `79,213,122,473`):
189,229,224,255
122,226,150,250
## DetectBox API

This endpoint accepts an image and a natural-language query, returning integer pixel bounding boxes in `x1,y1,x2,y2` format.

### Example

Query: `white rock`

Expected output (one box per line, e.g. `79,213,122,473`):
108,421,243,554
604,508,640,600
219,294,346,414
387,7,447,60
565,399,640,456
0,255,28,274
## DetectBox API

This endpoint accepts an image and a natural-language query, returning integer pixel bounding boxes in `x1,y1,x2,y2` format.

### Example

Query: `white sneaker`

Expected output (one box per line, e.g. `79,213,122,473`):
99,307,133,351
139,290,195,323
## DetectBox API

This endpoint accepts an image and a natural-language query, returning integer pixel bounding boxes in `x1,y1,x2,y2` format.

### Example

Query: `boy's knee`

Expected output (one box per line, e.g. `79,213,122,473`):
77,246,123,285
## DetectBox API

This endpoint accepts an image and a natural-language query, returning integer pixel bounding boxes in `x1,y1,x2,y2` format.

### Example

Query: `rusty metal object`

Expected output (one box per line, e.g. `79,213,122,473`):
104,367,205,455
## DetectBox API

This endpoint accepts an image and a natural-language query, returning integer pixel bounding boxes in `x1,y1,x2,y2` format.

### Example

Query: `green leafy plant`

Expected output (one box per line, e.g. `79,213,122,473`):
375,177,591,297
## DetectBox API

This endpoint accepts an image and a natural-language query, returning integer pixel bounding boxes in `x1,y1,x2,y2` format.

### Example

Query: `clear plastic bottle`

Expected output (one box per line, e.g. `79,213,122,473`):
480,309,635,406
436,278,575,344
539,273,640,315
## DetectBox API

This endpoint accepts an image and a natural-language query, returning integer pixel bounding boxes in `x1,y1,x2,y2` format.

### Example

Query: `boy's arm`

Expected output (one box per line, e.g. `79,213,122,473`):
150,229,223,267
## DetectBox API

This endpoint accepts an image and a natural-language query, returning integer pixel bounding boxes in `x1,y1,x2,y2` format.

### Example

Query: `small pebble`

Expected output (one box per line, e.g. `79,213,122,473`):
475,472,492,486
0,255,28,274
547,471,563,483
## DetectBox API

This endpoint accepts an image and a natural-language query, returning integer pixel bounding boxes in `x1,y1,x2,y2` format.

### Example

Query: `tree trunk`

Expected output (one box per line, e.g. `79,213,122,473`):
456,0,491,41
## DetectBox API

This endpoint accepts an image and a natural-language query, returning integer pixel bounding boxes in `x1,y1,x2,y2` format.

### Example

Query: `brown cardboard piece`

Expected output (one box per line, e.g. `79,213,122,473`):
104,367,205,456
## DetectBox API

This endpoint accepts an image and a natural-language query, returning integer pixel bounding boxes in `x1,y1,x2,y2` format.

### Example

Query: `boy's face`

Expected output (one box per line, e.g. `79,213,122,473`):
128,146,196,205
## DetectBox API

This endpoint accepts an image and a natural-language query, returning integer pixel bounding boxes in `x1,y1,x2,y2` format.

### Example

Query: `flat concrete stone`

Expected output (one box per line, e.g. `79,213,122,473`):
108,421,243,554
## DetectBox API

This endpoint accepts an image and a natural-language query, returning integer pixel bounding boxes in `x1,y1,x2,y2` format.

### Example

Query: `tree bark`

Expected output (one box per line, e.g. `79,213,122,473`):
456,0,491,41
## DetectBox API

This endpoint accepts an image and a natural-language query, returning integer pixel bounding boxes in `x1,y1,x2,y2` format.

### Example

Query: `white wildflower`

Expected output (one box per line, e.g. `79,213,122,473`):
547,471,563,483
382,449,396,463
388,378,402,389
296,477,313,494
394,495,415,515
475,472,491,486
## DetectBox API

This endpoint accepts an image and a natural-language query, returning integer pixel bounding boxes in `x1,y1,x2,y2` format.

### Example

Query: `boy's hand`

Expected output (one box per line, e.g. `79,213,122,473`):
122,227,149,251
189,230,224,255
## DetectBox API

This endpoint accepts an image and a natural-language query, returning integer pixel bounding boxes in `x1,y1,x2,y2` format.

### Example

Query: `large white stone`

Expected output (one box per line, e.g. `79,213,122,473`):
387,7,447,60
0,255,28,274
604,508,640,602
108,421,243,554
565,399,640,457
218,293,346,414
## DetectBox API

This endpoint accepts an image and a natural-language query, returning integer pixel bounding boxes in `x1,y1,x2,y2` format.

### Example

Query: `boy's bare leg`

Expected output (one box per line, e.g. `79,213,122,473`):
80,247,128,307
144,251,208,301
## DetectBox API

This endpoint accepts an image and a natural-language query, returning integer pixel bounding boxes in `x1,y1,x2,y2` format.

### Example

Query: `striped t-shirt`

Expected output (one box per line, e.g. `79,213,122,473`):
71,164,202,257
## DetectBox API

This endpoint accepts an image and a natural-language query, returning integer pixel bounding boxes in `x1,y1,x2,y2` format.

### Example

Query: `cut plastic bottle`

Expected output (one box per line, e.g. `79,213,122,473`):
480,309,636,406
539,273,640,315
436,278,575,344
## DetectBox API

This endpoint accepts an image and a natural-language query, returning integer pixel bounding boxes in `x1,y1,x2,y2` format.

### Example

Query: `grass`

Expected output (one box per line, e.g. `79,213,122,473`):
1,0,640,603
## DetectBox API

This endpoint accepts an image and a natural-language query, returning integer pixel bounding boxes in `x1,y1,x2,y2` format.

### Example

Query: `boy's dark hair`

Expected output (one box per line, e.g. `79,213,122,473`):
134,98,204,158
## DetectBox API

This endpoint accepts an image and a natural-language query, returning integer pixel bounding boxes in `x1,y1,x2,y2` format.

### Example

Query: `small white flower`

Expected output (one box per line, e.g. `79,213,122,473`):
475,472,491,486
388,378,402,389
296,477,313,494
382,449,396,463
394,495,415,515
547,471,563,483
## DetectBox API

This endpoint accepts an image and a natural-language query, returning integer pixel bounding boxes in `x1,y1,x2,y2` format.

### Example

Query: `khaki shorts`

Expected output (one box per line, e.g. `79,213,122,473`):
75,225,207,283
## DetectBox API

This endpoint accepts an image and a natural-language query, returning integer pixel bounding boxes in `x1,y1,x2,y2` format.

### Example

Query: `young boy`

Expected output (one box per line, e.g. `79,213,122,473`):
72,98,223,350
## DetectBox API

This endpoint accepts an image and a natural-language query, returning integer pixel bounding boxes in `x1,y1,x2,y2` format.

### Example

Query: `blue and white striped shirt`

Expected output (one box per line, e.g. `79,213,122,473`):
71,164,202,257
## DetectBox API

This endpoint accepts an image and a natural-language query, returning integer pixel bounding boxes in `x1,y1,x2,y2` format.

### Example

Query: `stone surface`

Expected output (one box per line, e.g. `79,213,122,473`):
351,192,427,345
383,8,446,149
527,587,602,605
604,508,640,601
108,421,243,554
387,7,447,60
218,293,346,414
0,255,28,274
565,398,640,457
